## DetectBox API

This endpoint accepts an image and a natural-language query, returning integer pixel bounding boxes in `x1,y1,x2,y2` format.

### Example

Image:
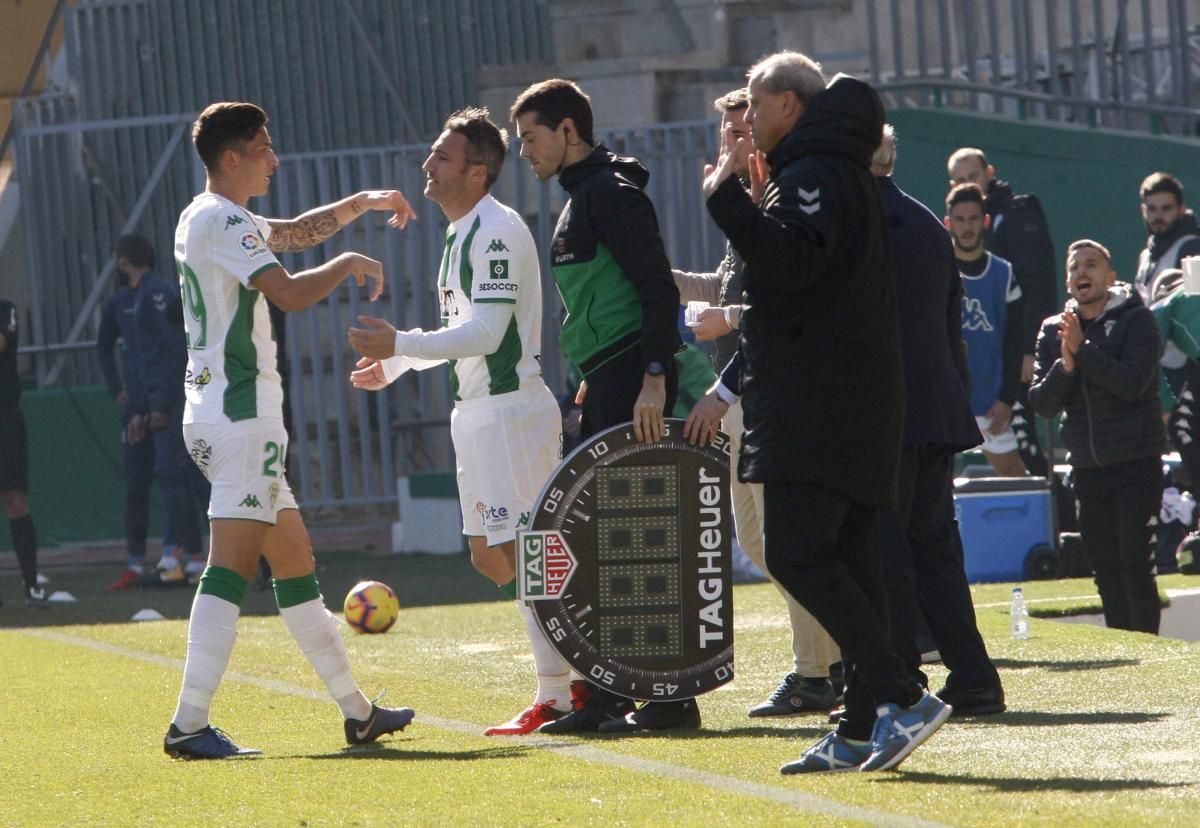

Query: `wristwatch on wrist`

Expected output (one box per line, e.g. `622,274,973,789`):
645,360,668,377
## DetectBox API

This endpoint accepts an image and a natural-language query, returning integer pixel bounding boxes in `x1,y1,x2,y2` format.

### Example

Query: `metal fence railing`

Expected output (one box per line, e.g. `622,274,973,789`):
864,0,1200,135
12,117,723,508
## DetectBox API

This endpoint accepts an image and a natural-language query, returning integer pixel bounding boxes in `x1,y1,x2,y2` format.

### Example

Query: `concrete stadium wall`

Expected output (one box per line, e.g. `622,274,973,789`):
885,108,1200,296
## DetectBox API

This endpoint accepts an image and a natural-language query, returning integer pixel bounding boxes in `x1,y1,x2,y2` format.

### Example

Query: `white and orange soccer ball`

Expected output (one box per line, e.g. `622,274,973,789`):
343,580,400,634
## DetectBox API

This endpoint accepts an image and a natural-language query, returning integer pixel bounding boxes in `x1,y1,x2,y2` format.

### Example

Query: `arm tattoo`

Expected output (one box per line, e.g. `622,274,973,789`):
267,208,342,253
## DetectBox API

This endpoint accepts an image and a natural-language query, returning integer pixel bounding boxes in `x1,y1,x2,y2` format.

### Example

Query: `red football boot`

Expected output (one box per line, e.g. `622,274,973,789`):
484,702,565,736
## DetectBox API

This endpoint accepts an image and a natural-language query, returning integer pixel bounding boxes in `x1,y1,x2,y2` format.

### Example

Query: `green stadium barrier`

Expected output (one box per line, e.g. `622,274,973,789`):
0,386,160,550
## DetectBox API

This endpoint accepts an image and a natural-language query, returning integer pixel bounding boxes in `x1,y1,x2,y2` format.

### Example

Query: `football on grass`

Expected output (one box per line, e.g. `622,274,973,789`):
343,580,400,634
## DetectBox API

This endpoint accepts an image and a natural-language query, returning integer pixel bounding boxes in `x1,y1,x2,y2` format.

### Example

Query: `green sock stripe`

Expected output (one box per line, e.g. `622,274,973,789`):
498,579,517,600
273,573,322,609
197,566,248,606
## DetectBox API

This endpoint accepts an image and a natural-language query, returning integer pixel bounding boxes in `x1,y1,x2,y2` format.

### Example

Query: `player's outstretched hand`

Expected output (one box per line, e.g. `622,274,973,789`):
362,190,418,229
683,391,729,447
632,378,667,444
348,315,398,360
350,356,389,391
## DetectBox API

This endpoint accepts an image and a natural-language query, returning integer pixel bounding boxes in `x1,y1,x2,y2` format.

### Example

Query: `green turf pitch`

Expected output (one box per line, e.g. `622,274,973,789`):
2,556,1198,826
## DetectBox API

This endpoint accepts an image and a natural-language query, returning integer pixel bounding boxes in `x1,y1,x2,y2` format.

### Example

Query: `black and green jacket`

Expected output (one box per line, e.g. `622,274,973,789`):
552,145,681,375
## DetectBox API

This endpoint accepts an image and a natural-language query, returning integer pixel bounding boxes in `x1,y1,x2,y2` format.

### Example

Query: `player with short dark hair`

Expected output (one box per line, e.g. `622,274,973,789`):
163,100,418,759
348,107,576,736
511,78,694,734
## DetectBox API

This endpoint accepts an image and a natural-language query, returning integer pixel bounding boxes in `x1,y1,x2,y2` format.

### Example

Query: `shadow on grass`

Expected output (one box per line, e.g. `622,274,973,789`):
295,743,536,762
992,657,1141,672
0,552,501,629
976,710,1170,727
880,770,1193,793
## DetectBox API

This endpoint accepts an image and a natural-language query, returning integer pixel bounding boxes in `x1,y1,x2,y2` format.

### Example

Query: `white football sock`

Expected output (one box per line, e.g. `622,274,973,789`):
279,597,372,720
172,593,241,732
518,601,572,710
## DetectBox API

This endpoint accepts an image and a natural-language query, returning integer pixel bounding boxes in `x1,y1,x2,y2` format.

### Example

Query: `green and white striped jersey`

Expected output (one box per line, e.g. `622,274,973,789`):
388,194,545,401
174,192,284,424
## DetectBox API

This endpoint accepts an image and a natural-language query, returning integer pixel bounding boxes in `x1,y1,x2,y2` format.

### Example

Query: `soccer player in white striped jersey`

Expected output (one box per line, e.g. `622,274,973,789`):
164,101,419,760
349,108,576,735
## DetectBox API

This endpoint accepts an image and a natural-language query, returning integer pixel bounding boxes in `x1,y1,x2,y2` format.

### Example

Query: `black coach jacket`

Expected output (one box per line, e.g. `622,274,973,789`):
706,75,903,507
1028,286,1166,469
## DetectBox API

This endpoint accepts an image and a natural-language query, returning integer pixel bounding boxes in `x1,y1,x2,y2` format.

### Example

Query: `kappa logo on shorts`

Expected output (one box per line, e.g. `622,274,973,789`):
240,494,263,509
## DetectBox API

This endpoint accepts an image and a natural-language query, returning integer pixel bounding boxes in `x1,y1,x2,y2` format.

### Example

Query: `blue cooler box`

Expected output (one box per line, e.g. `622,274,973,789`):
953,477,1056,582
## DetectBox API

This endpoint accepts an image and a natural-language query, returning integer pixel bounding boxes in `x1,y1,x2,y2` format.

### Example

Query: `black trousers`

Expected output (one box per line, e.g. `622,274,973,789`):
1073,457,1162,634
579,344,677,440
763,481,916,741
879,443,1001,691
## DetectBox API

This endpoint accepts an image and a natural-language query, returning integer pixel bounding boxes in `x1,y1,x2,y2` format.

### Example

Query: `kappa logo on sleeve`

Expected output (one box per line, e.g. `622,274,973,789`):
239,232,269,260
797,186,821,215
224,214,247,230
485,238,510,253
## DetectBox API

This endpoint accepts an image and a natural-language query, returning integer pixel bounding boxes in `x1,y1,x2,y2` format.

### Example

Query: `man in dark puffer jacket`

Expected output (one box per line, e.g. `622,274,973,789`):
704,52,948,775
1029,239,1166,634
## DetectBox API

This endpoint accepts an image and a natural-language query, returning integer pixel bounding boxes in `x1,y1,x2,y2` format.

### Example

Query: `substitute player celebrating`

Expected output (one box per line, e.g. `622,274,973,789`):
349,108,574,735
165,101,418,759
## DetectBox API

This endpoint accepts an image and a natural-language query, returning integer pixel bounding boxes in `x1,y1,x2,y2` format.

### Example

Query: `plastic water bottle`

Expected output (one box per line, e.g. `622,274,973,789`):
1010,587,1031,640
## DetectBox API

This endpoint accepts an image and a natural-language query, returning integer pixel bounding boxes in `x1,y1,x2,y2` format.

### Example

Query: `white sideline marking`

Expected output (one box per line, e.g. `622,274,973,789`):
977,586,1200,610
16,628,949,828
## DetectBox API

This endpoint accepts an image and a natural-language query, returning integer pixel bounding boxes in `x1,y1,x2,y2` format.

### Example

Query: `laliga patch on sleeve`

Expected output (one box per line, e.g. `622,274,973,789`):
239,231,270,260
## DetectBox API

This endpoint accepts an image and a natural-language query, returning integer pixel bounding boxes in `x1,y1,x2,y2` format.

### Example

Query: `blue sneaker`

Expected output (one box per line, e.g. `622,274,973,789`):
344,701,415,745
781,731,870,774
163,724,262,759
860,691,951,772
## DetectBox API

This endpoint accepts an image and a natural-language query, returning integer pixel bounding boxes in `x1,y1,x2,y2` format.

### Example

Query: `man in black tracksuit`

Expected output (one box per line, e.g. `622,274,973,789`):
872,129,1004,715
0,299,47,608
510,79,691,733
1029,240,1166,634
949,148,1056,477
704,55,947,774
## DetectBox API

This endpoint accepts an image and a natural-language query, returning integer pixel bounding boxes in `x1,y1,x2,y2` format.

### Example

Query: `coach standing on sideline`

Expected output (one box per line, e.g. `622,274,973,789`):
872,128,1005,716
703,53,948,773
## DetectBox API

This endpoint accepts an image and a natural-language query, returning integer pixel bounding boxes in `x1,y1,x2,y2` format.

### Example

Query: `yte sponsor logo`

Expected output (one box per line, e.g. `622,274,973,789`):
190,439,213,476
224,214,247,230
239,232,269,260
961,296,995,331
240,494,263,509
485,238,509,253
696,465,725,648
185,366,212,391
797,186,821,215
475,501,510,522
477,281,518,294
439,288,459,319
489,259,509,279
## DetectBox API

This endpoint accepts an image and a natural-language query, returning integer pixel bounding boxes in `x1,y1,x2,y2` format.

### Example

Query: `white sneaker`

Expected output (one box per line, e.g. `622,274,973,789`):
157,555,185,583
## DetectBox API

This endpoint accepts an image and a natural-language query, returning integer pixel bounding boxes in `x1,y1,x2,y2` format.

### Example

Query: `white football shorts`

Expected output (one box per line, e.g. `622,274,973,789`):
183,418,298,523
451,384,563,546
